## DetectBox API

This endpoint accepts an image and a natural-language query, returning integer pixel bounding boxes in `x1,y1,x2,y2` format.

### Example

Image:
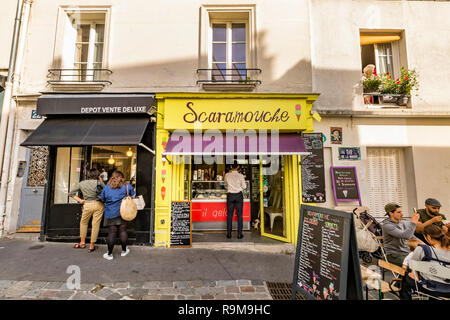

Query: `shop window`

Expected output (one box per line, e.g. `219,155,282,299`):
91,146,137,188
55,145,136,204
54,147,85,204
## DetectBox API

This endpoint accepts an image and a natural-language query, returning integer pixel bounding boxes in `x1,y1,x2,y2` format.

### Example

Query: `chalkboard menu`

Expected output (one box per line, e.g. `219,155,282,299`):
331,166,361,206
292,205,363,300
301,133,326,203
170,201,192,247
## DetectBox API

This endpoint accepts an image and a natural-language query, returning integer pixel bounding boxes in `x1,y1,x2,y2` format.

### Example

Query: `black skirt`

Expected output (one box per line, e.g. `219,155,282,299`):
103,216,127,227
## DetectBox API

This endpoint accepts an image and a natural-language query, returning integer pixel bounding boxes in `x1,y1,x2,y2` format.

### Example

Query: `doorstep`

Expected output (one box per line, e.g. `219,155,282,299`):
4,233,40,241
191,242,295,255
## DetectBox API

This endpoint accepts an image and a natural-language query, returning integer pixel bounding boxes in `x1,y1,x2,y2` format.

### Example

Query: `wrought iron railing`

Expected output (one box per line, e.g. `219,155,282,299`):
196,68,262,84
47,69,112,84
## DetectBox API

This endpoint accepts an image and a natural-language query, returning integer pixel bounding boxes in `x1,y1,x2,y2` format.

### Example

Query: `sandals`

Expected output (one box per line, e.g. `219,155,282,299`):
88,245,98,253
73,243,86,249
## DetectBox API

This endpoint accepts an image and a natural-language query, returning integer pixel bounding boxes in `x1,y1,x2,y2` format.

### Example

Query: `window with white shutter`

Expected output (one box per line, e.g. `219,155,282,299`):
366,148,408,220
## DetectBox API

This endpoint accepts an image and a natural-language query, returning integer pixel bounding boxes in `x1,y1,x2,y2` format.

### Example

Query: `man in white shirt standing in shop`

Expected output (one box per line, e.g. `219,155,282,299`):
224,162,247,239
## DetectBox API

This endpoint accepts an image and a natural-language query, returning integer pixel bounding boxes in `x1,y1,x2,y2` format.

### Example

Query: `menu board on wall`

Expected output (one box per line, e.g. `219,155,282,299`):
291,205,363,300
170,201,192,247
330,166,362,206
301,133,326,203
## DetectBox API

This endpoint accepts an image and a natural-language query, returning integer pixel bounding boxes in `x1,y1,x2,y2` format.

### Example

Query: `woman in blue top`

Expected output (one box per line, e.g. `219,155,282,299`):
101,170,135,260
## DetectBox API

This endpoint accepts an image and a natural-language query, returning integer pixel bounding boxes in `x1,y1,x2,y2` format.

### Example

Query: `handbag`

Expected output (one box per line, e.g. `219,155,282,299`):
120,184,138,221
133,195,146,210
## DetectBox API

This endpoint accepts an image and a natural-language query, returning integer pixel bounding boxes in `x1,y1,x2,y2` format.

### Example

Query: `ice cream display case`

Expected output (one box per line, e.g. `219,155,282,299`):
191,181,251,231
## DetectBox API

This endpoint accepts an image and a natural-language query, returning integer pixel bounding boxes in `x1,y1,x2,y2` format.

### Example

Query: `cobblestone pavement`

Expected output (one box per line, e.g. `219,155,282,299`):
0,279,273,300
0,278,399,300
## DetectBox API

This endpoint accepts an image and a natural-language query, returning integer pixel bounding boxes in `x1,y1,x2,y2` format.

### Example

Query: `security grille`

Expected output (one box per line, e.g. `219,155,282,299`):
266,282,305,300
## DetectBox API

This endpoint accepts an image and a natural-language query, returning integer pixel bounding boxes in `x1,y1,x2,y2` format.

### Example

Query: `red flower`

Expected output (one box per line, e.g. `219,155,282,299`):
386,72,389,75
389,76,392,79
405,77,408,81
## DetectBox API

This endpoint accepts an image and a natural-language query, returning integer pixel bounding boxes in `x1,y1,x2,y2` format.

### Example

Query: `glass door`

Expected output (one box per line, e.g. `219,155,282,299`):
260,156,290,242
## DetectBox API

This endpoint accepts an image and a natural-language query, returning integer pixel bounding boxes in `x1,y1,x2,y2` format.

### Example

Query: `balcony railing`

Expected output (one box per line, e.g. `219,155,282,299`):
196,68,262,85
47,69,112,84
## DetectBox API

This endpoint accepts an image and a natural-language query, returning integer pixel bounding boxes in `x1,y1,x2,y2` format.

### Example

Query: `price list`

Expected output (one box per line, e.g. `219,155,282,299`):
170,201,192,247
297,210,344,300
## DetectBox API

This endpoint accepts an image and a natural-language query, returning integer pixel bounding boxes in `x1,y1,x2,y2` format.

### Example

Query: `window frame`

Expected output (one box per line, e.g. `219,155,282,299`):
374,41,400,80
208,20,249,82
53,6,111,81
199,5,257,83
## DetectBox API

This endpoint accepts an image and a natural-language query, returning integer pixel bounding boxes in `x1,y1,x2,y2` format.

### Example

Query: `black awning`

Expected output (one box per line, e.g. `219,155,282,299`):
21,116,150,146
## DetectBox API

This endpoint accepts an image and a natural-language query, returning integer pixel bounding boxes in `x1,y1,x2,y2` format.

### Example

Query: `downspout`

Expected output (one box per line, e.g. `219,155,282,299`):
0,0,29,237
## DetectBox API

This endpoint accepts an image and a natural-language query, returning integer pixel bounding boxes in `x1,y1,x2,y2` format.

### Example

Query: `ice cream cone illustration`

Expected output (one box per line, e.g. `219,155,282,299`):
323,288,329,300
161,186,166,200
161,137,167,150
295,104,302,121
343,189,348,198
161,169,166,183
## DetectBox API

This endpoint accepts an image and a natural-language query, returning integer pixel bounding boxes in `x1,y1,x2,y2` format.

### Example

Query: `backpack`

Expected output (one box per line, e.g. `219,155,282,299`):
416,244,450,293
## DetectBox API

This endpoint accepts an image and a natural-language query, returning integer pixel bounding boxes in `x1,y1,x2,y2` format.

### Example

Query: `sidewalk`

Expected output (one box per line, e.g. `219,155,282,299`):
0,237,395,300
0,236,294,300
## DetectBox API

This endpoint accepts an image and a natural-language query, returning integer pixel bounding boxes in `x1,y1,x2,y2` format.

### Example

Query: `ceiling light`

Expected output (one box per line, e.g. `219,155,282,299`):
126,148,133,157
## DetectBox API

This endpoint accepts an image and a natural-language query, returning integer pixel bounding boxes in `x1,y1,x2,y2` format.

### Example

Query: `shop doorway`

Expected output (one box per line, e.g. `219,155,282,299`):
17,147,48,232
186,155,290,243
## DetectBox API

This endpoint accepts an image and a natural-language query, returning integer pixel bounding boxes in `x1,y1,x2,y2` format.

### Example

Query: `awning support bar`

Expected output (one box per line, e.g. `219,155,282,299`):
139,143,155,155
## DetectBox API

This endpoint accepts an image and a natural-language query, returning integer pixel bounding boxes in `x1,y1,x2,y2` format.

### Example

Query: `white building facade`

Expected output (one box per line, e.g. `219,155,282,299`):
0,0,449,239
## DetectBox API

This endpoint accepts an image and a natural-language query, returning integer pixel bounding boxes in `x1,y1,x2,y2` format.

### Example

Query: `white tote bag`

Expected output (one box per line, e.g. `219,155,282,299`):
133,195,146,210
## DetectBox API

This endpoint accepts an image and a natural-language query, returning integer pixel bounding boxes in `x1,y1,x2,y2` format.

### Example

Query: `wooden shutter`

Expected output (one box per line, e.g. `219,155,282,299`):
366,148,407,219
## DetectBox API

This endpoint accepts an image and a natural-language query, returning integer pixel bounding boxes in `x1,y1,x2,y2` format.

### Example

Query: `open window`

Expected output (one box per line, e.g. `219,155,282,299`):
360,32,403,79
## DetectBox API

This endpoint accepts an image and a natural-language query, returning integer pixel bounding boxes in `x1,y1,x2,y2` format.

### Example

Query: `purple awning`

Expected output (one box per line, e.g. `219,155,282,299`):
162,132,309,155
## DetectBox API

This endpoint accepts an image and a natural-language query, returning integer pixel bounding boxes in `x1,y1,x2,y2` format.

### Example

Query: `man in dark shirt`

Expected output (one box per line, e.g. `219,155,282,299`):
415,198,449,243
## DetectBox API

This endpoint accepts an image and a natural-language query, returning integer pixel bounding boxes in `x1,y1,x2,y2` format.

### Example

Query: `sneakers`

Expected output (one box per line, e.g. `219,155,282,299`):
103,253,113,260
121,248,130,257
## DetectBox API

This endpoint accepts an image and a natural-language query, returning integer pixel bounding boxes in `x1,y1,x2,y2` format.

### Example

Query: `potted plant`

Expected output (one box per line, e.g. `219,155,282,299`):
379,72,398,103
362,66,381,93
395,67,419,105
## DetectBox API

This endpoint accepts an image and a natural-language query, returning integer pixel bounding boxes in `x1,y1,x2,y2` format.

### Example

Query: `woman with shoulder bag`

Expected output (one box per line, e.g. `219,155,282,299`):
100,170,135,260
69,168,105,253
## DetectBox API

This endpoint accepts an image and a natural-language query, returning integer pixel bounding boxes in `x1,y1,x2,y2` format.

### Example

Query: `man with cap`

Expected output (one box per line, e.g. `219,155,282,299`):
414,198,449,243
381,202,420,267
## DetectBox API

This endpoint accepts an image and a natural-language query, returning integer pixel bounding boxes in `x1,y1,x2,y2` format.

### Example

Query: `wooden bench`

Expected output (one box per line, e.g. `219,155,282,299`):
360,261,405,300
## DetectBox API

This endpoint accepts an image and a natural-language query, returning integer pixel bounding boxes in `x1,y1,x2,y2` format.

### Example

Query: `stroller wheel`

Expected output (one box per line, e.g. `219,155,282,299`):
359,251,373,264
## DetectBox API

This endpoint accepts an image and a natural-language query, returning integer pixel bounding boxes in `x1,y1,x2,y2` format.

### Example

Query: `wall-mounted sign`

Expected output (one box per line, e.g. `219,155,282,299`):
291,205,363,300
301,133,326,203
330,166,362,206
330,127,342,144
31,110,43,119
161,95,319,131
338,147,360,160
36,94,155,115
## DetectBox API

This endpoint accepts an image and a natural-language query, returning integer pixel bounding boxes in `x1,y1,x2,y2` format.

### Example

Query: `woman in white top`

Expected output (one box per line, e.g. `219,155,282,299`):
400,224,450,299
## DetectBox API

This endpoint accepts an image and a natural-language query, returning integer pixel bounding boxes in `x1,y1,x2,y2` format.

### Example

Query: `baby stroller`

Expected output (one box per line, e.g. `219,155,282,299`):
352,207,385,264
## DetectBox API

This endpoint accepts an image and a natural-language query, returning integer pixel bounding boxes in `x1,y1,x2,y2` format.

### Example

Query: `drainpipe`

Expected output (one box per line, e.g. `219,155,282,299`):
0,0,29,237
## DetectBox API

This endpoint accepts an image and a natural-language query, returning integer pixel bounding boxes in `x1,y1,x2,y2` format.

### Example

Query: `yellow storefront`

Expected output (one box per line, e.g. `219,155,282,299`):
154,93,320,247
